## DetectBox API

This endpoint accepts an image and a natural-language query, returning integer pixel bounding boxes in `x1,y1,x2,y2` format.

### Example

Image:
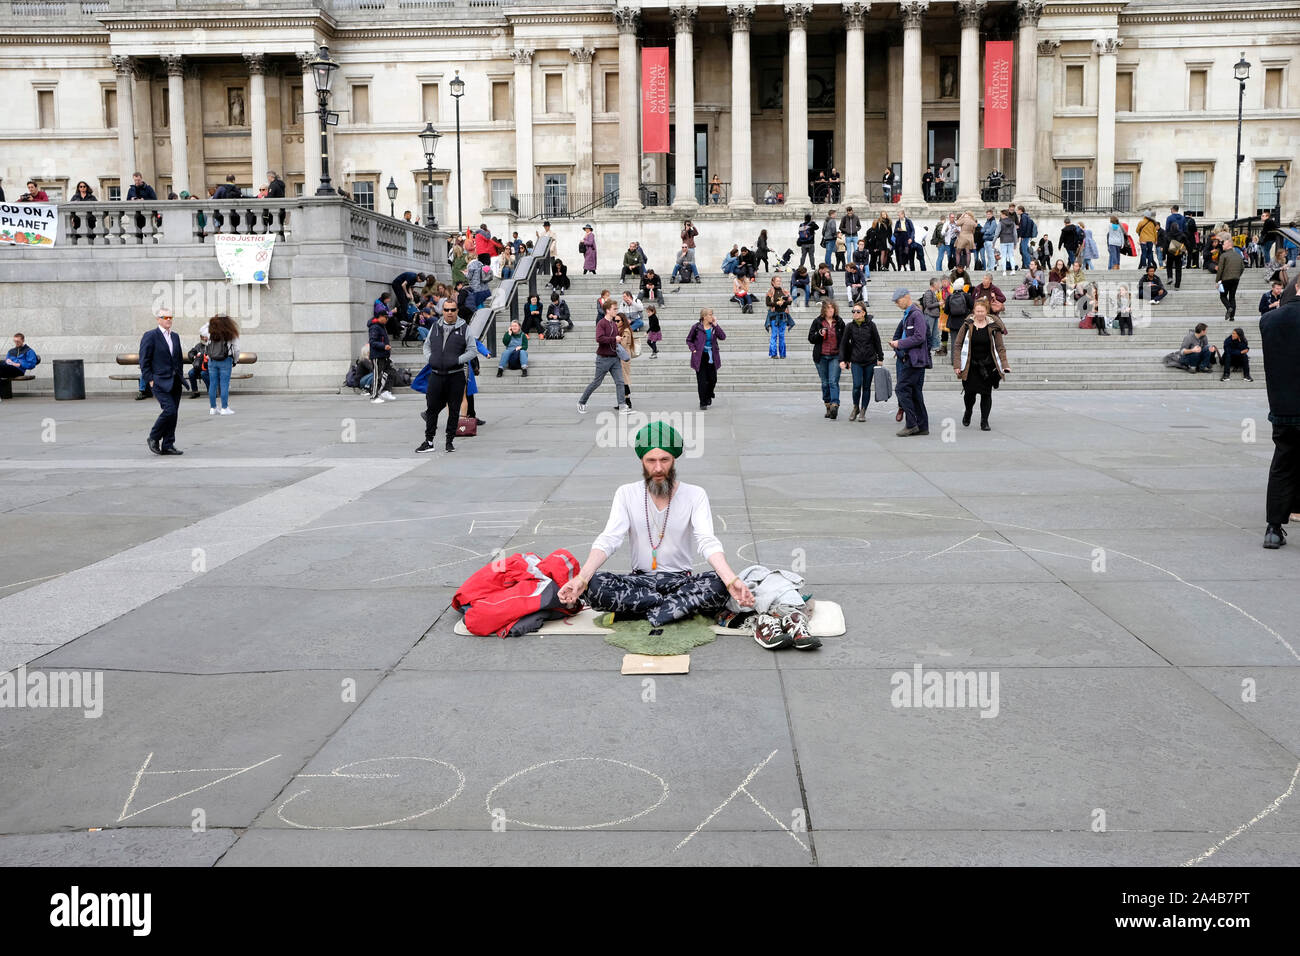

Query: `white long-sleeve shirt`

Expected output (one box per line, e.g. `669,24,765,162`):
592,481,723,573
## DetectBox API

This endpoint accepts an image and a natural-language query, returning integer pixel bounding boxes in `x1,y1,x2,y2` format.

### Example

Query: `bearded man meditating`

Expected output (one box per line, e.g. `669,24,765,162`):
557,422,756,625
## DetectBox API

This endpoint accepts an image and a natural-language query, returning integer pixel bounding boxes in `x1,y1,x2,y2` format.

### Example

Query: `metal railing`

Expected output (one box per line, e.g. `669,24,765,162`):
469,233,552,358
754,182,787,205
1037,184,1130,214
979,177,1015,204
509,191,613,220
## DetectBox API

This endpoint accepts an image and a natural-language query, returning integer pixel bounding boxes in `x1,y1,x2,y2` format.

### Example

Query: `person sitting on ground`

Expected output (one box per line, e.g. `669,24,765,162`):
639,267,664,306
1222,327,1252,382
1178,322,1217,373
620,289,646,330
845,261,866,303
737,245,758,279
671,243,700,283
1137,264,1168,302
496,319,528,377
1,332,40,383
522,293,545,335
1025,261,1046,304
546,292,573,335
1114,285,1134,335
620,241,646,283
185,326,210,398
852,238,871,280
721,245,740,276
811,263,836,301
791,266,812,307
1079,282,1110,336
548,257,571,293
731,274,756,314
555,422,757,628
1260,279,1285,315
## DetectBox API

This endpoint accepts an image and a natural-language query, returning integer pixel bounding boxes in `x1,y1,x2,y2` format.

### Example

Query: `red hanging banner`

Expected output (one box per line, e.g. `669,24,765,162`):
983,40,1014,150
641,46,671,154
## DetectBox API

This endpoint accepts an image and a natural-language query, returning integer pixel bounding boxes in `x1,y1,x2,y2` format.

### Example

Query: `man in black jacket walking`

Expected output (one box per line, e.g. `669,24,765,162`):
416,301,476,453
1260,277,1300,548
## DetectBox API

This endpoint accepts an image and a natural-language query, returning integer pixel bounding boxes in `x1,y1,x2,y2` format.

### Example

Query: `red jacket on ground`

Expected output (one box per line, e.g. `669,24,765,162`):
453,549,581,637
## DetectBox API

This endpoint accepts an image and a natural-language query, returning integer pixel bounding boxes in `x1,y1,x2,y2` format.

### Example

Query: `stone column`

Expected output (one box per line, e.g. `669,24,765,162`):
298,51,323,195
898,1,928,205
245,53,269,189
1094,37,1121,196
110,55,137,187
162,55,189,195
614,5,641,209
785,3,812,205
512,48,536,201
570,46,595,199
728,3,755,208
842,3,870,207
671,5,698,209
956,0,985,203
1013,0,1043,202
1035,39,1059,199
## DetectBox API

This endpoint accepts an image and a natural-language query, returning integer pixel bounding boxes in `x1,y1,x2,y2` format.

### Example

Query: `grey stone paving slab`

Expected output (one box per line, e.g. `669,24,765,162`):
0,670,382,832
774,583,1167,669
812,829,1300,867
1067,581,1300,668
1180,667,1300,758
750,531,1057,584
0,514,191,597
250,671,803,835
0,829,239,867
782,667,1297,833
38,586,438,674
1,391,1297,865
218,828,813,866
399,614,774,673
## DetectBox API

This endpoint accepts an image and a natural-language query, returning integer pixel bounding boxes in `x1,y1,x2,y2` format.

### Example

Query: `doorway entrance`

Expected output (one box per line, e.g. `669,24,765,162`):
927,121,959,201
809,130,834,200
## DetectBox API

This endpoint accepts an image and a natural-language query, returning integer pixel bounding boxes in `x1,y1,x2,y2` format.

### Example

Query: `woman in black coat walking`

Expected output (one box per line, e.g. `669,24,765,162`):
838,303,884,421
755,229,771,273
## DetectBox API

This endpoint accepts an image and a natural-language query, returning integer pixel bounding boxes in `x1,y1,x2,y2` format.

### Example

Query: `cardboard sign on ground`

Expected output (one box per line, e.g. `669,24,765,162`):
621,654,690,675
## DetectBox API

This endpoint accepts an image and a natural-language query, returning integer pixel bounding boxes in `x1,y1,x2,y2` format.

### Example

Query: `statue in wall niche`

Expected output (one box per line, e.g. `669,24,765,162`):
228,88,245,127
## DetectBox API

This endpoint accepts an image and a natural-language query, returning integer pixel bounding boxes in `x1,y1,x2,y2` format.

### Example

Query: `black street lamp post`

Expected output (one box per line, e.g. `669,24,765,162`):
1233,53,1250,221
386,176,398,218
449,70,465,233
418,122,442,230
1273,166,1287,222
308,46,340,197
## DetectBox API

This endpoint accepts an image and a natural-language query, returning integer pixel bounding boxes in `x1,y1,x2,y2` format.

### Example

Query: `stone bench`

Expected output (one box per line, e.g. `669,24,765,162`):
111,353,257,384
0,374,35,399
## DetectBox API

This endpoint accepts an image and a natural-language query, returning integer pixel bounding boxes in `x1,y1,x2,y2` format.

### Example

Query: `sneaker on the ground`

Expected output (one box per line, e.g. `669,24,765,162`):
783,609,821,650
577,402,587,414
380,391,395,401
209,408,216,415
414,440,436,453
219,407,235,415
752,614,794,650
371,397,385,404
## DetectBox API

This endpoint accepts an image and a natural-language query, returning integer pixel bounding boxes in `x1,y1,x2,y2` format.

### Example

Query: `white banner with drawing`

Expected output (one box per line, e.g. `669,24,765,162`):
214,233,275,284
0,202,57,246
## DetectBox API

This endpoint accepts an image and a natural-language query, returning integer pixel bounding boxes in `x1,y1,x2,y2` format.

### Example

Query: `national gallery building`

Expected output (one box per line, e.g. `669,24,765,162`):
1,0,1296,226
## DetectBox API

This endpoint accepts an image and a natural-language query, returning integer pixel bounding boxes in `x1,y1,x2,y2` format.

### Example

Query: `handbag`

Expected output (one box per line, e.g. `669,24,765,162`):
456,416,478,437
873,366,893,403
1077,314,1095,330
1168,239,1186,256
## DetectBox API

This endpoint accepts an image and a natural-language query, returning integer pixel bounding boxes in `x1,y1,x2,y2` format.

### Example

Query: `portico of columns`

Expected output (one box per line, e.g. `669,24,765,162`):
619,0,1042,208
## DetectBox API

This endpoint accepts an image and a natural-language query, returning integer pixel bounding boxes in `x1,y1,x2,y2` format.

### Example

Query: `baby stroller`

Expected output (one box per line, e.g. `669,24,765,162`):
774,248,795,273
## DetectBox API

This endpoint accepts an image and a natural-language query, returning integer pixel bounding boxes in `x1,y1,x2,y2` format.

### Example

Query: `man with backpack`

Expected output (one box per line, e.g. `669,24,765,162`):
546,292,573,339
796,214,819,271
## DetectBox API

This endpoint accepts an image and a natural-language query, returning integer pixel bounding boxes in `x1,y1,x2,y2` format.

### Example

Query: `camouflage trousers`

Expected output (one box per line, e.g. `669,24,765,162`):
587,570,729,627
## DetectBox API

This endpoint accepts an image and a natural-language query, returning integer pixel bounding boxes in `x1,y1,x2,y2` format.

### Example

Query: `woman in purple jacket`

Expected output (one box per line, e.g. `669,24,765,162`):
686,308,726,411
580,224,598,274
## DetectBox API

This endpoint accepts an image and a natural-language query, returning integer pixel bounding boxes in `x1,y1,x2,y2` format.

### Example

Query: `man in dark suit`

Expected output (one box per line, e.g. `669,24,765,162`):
139,311,185,455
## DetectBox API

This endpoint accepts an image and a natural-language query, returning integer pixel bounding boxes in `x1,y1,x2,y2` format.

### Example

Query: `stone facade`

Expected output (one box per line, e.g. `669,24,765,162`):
0,0,1296,225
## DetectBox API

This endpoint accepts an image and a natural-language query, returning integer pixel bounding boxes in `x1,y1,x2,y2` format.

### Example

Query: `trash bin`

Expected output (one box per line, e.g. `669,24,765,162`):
52,359,86,401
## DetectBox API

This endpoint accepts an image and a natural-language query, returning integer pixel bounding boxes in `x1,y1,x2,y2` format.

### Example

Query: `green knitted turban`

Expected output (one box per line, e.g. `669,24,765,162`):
634,422,684,460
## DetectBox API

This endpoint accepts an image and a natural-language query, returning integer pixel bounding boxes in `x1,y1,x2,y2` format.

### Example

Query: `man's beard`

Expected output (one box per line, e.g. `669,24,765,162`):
643,464,677,498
